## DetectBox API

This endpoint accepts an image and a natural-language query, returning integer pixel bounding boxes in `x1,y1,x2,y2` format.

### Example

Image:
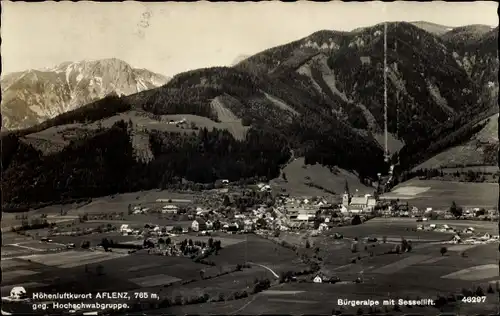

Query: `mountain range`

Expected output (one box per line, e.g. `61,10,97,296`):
1,58,170,130
1,21,498,209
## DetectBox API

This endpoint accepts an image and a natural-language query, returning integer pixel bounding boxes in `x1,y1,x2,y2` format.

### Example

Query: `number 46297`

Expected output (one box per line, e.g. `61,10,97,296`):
461,296,486,303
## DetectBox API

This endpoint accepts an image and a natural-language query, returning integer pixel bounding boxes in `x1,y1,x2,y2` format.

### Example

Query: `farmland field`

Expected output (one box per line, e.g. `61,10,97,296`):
162,240,498,315
3,216,498,315
209,234,308,274
381,179,498,209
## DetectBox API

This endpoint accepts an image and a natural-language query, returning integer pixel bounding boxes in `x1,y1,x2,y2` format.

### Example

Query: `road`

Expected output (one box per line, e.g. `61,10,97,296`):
247,262,280,279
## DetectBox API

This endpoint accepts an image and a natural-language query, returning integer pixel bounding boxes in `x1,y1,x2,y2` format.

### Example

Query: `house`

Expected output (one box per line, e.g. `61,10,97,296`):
205,220,214,230
487,209,498,216
227,223,239,232
367,197,377,210
313,275,323,283
243,220,254,232
287,209,299,220
318,223,329,231
221,179,229,185
348,196,368,213
191,219,207,232
260,185,272,192
340,205,349,214
120,224,133,235
296,209,316,221
162,205,178,214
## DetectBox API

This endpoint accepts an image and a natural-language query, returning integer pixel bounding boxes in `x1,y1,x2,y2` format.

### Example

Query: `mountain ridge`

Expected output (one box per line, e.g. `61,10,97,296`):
1,58,170,130
1,21,497,209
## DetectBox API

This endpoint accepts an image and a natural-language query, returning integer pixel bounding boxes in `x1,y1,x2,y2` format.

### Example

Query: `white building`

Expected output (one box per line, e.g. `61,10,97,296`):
120,224,133,235
191,219,207,232
260,185,272,192
341,193,376,214
162,205,178,214
296,209,316,221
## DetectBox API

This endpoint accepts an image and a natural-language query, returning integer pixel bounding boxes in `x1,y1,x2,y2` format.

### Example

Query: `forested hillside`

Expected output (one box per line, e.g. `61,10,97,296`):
2,22,497,208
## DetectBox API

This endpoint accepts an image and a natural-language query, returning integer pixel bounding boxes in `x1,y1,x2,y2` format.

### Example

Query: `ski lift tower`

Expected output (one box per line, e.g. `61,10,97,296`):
383,22,390,164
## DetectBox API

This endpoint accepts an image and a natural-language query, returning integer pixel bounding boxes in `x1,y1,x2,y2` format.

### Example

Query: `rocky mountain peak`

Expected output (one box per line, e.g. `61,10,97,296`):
1,59,170,130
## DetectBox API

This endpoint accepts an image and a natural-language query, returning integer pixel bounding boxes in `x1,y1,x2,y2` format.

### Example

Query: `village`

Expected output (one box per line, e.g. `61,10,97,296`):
2,180,499,316
34,180,498,259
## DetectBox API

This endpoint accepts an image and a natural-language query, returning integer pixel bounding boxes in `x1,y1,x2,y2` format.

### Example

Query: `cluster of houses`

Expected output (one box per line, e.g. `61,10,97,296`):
120,223,187,236
167,118,187,125
417,223,500,244
145,237,217,257
277,195,372,230
447,232,499,245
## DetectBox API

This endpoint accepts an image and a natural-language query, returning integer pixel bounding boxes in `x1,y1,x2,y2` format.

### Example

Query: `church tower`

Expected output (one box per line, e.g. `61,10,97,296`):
342,192,350,207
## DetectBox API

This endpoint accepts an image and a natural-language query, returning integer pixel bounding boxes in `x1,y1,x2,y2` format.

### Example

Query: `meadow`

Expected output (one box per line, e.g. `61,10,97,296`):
382,179,498,209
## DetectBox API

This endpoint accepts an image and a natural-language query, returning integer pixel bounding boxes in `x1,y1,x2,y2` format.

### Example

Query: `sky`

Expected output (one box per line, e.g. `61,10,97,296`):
2,1,498,77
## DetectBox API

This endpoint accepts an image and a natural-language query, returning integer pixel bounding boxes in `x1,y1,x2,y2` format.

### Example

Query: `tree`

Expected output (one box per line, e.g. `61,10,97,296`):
172,226,183,234
213,220,221,231
214,240,222,251
394,244,401,254
256,218,267,228
449,201,463,218
305,240,311,248
351,243,358,253
351,215,362,225
101,238,110,251
475,286,484,296
282,172,287,181
313,217,323,229
199,269,205,280
401,238,409,252
487,284,494,293
166,237,171,245
440,246,448,256
344,179,350,194
222,195,231,207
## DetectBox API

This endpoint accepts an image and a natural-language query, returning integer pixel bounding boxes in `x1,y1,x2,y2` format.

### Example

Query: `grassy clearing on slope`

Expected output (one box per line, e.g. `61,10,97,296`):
22,110,251,155
414,113,498,170
271,157,374,197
